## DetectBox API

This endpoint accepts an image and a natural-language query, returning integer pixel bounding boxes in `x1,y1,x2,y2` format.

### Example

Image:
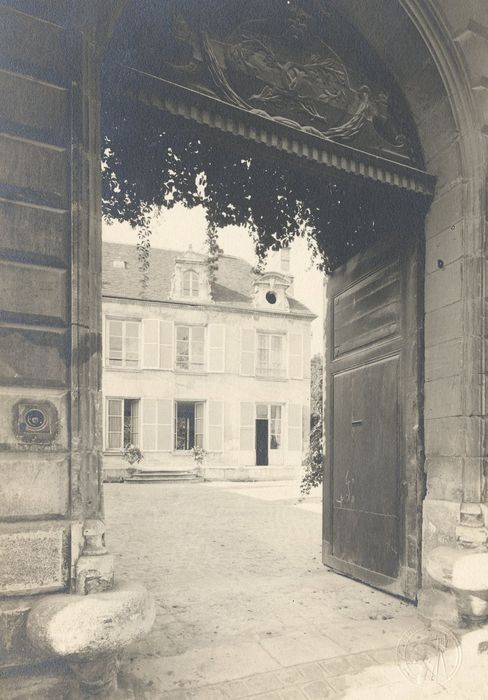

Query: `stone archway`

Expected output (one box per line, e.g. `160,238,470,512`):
100,0,434,604
99,0,487,615
332,0,487,620
0,0,486,694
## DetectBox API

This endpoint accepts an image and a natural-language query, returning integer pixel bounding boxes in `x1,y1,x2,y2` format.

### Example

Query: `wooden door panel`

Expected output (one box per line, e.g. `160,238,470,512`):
332,510,398,579
333,261,400,358
332,357,399,579
323,234,422,600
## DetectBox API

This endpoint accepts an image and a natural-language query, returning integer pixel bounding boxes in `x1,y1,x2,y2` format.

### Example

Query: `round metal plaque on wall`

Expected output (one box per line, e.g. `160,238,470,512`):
24,408,48,432
14,400,58,444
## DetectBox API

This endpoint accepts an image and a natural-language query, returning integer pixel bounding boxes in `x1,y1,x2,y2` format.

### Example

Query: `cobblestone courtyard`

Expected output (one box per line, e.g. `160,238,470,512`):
104,482,476,699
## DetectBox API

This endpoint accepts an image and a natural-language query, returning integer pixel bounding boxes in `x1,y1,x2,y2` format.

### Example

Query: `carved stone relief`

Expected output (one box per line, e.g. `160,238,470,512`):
142,1,419,165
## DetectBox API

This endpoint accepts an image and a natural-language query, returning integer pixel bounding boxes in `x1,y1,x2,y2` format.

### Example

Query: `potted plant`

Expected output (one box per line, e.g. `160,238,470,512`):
122,443,144,476
191,446,207,477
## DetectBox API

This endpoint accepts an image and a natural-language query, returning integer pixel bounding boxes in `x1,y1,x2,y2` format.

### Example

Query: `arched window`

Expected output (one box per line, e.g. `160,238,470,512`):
181,269,199,298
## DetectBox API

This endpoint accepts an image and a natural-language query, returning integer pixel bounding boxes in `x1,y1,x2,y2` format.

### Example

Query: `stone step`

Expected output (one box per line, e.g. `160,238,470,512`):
132,471,196,475
125,470,201,483
125,477,199,481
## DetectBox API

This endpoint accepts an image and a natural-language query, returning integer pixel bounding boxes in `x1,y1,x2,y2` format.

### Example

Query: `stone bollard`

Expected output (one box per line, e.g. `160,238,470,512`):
424,546,488,625
26,584,155,695
25,519,155,695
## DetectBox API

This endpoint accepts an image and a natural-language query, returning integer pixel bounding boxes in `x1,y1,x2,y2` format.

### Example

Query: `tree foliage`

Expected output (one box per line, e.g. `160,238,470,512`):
101,94,423,275
301,354,324,495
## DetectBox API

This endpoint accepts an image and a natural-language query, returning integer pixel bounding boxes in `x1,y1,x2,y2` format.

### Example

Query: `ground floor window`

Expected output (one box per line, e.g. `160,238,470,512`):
106,398,139,450
256,403,282,450
175,401,204,450
270,405,282,449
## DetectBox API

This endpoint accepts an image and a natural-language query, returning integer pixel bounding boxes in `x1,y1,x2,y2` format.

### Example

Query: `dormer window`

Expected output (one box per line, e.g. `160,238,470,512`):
169,246,212,303
181,269,199,298
253,272,292,312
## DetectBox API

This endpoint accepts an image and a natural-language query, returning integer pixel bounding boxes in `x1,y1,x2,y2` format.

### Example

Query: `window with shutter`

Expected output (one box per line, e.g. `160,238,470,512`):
176,325,205,371
106,319,141,368
270,404,282,449
287,404,303,452
159,320,173,370
174,401,206,450
240,329,255,376
142,399,157,451
106,399,123,449
143,319,159,368
106,398,140,450
288,333,303,379
157,399,173,451
107,321,123,367
195,402,204,448
126,400,139,446
256,333,285,378
125,323,140,367
208,324,225,372
142,320,173,370
240,402,254,450
142,399,173,451
208,401,224,452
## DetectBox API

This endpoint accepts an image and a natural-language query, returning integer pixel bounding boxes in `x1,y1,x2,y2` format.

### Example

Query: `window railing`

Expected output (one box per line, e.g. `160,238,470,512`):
255,365,286,378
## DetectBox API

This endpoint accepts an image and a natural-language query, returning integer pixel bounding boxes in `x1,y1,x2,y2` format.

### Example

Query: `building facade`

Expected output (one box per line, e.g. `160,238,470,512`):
102,243,315,481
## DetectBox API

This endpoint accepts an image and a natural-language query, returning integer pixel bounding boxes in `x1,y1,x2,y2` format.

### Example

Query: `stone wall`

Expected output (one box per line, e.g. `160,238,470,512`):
0,4,74,665
0,0,116,676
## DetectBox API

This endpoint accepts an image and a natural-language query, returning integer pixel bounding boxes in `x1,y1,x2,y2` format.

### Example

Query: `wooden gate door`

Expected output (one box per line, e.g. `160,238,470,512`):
323,232,422,600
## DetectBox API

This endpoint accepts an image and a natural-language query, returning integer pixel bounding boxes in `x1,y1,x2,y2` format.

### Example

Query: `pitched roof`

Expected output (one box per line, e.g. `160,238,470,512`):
102,242,315,317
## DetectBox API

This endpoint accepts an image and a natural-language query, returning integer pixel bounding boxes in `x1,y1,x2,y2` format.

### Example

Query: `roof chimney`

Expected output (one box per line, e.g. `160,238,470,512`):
280,247,290,273
280,247,294,296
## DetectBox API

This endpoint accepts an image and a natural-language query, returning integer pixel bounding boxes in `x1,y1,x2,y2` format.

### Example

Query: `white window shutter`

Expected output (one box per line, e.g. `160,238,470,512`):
208,400,224,452
240,402,255,451
288,333,303,379
104,319,111,365
287,404,302,452
106,319,123,366
157,399,173,451
159,320,173,370
106,398,123,450
208,324,225,372
240,328,255,376
143,319,159,368
142,399,157,451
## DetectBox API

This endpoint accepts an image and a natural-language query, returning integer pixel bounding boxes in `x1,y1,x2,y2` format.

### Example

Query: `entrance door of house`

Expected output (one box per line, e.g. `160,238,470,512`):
323,232,422,601
256,419,269,466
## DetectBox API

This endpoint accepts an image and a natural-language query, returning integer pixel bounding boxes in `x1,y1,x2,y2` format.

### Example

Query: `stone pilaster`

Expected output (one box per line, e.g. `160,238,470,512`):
403,0,488,624
0,2,152,695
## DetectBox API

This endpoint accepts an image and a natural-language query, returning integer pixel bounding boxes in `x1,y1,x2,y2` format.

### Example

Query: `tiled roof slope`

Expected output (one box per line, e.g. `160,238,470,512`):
102,242,314,316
